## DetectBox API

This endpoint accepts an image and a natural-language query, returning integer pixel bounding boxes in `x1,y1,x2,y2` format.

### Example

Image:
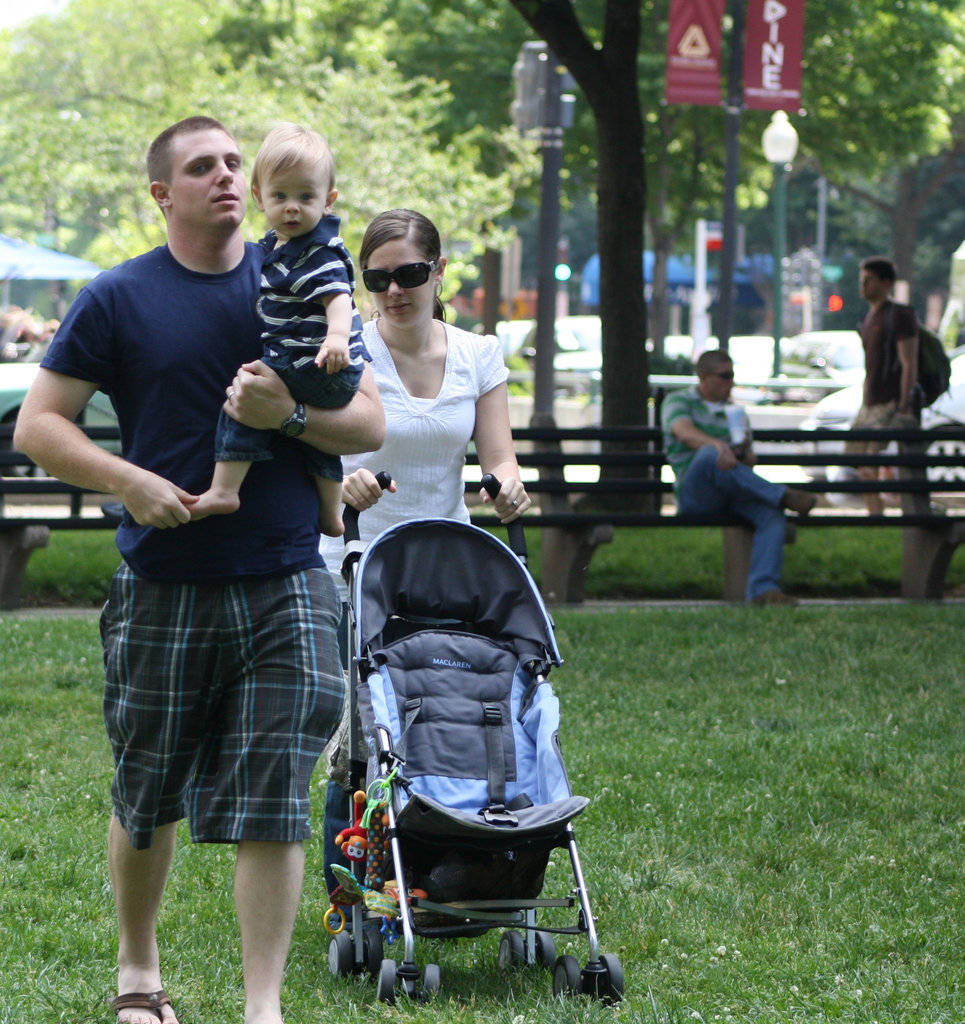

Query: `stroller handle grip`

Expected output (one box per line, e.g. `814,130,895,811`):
343,471,393,544
480,473,528,563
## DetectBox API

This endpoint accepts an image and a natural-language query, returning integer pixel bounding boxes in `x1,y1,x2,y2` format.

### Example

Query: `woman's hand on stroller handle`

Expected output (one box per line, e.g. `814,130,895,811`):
344,468,394,510
342,470,393,543
480,474,529,523
480,474,528,562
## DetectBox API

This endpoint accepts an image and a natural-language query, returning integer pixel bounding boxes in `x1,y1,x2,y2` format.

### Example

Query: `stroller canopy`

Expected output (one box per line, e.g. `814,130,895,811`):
353,519,561,665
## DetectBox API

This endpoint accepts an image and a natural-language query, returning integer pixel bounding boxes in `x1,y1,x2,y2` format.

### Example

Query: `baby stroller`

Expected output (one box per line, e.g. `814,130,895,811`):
325,475,624,1004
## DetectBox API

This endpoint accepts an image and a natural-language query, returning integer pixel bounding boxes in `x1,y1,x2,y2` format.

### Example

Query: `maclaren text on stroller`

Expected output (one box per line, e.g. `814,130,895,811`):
325,475,624,1004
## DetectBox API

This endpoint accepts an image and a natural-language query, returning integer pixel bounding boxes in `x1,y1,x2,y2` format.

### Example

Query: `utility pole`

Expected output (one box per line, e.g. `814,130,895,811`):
511,41,574,428
716,0,746,354
532,51,564,428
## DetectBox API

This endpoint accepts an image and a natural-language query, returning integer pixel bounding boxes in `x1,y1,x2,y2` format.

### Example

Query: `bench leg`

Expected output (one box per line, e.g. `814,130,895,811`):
721,525,754,602
539,524,615,604
722,522,797,603
901,523,965,600
0,525,50,610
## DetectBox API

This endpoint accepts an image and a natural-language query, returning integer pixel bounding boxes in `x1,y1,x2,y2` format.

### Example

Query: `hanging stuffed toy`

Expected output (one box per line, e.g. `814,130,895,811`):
324,773,398,935
360,778,391,890
333,789,368,864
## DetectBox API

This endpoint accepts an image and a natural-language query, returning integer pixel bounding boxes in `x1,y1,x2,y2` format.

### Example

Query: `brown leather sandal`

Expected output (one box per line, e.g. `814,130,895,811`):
109,990,174,1022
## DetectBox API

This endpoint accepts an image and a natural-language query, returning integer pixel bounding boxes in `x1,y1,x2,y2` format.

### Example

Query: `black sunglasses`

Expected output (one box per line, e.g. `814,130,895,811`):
362,260,437,293
711,370,735,380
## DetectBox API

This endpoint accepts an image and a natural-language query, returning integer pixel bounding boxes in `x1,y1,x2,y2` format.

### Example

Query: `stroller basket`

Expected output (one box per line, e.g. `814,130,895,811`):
392,792,587,902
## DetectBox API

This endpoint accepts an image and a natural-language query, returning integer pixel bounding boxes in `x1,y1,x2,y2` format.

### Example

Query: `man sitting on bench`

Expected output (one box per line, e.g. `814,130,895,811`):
660,349,816,606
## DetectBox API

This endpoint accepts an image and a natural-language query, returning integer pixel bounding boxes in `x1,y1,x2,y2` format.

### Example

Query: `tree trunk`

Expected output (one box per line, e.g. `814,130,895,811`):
509,0,648,508
892,169,918,284
596,104,648,427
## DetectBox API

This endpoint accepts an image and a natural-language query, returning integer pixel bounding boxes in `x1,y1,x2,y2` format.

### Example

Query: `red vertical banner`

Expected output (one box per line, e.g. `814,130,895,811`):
743,0,805,110
665,0,726,106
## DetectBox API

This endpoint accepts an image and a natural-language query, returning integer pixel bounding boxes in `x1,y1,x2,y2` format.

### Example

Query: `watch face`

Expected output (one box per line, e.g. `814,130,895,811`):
282,403,306,436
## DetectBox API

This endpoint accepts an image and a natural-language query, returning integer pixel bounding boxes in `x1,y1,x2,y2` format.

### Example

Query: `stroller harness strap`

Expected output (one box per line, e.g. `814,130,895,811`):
482,702,519,826
393,696,423,762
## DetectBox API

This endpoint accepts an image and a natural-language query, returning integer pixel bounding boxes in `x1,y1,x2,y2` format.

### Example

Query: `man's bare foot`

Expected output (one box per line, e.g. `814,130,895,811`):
190,489,241,521
244,1012,284,1024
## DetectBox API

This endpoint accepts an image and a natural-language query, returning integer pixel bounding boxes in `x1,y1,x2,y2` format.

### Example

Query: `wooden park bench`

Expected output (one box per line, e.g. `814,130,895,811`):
4,421,965,608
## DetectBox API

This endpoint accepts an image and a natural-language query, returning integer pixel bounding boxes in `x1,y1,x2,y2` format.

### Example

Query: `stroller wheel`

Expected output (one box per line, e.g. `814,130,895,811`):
534,930,556,969
552,954,581,998
599,953,624,1004
498,930,525,969
327,931,354,977
421,963,441,1001
581,955,625,1003
363,928,383,976
376,959,397,1004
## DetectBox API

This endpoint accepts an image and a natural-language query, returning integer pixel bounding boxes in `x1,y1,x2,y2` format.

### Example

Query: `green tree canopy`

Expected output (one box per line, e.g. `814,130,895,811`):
0,0,532,305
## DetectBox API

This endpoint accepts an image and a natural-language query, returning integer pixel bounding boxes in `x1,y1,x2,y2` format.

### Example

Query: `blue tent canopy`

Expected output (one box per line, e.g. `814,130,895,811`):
0,234,102,282
580,251,764,309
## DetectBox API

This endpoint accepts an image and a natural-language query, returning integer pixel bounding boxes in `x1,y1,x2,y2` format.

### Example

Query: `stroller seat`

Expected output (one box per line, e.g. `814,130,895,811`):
362,624,589,900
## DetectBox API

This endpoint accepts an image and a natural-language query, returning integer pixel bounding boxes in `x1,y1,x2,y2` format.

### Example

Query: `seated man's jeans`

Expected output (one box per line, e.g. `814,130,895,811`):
677,444,788,601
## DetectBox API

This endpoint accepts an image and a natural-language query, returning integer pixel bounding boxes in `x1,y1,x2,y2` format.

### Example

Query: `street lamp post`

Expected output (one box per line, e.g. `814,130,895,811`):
761,110,799,378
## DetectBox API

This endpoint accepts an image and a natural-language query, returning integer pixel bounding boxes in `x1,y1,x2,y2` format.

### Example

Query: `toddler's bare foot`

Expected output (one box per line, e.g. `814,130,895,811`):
319,508,345,537
190,489,241,521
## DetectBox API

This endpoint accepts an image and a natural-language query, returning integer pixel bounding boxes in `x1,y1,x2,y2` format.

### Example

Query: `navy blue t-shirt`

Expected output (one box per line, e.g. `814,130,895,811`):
42,243,325,581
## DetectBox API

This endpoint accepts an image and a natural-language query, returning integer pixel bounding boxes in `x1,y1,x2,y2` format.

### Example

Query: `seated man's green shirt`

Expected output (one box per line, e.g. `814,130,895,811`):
660,386,730,497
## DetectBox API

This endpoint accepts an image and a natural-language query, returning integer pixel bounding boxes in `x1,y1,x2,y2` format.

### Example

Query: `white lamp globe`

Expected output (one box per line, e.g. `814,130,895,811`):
761,110,799,165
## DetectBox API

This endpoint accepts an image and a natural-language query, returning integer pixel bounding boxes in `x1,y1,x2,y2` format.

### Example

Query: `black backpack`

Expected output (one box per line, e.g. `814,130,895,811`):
884,304,951,409
916,324,952,407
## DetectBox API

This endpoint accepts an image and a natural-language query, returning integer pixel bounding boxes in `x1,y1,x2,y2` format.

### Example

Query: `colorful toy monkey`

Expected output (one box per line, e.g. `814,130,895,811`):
333,789,368,863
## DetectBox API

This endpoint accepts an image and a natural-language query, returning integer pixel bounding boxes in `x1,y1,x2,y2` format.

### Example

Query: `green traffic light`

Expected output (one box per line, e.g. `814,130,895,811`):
555,264,571,282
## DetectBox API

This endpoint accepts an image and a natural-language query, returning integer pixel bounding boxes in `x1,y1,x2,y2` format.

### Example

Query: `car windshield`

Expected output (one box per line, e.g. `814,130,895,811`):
1,339,49,363
557,318,601,354
556,329,588,353
829,344,864,371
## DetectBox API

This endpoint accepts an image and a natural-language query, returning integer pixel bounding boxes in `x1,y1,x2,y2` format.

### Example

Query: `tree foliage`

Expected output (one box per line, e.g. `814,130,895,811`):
0,0,532,305
795,0,965,288
5,0,965,367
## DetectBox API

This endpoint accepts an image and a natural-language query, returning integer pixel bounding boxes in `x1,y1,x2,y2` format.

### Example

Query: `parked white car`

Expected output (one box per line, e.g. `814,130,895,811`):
495,319,535,359
1,346,118,475
512,315,604,395
782,329,865,389
799,349,965,493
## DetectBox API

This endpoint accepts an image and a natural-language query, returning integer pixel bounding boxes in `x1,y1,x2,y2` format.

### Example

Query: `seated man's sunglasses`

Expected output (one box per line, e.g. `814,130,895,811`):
361,260,437,293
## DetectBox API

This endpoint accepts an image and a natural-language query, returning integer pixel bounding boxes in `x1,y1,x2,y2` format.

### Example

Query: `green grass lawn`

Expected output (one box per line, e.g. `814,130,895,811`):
2,606,963,1023
19,524,965,607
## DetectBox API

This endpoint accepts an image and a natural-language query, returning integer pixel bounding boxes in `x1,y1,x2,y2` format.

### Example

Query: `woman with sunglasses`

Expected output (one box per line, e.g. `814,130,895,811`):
317,208,531,891
319,208,530,544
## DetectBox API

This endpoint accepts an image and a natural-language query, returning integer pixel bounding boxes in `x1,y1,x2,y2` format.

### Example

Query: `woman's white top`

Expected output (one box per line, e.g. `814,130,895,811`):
318,318,508,594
